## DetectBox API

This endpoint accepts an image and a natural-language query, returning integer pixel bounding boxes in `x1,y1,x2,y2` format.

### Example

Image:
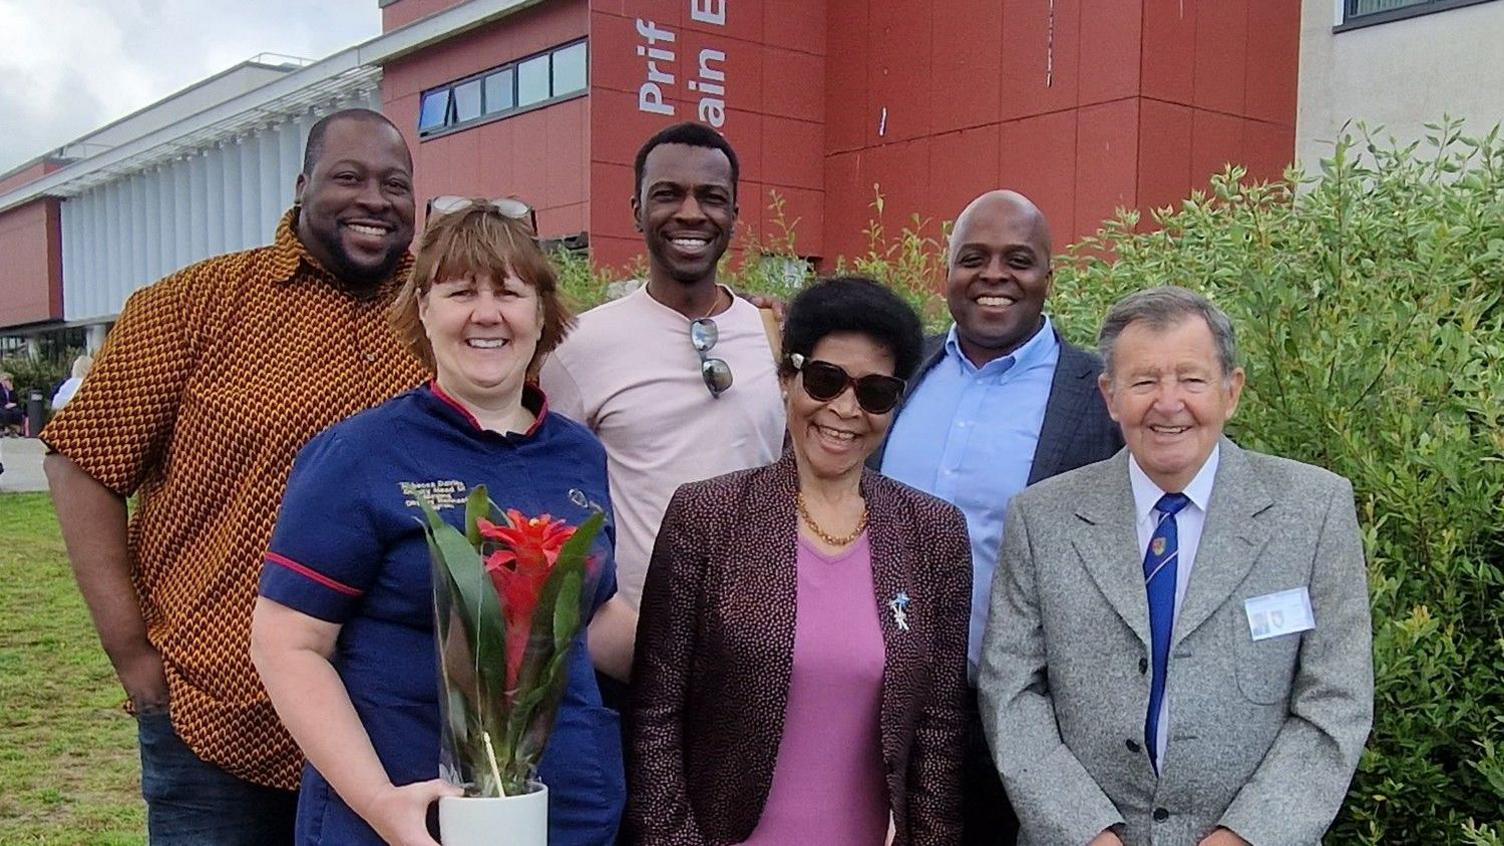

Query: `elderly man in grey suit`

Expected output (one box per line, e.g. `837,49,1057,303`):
979,286,1372,846
873,189,1121,844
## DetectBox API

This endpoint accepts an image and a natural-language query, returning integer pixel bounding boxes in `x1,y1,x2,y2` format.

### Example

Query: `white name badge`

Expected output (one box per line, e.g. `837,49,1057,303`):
1244,587,1315,642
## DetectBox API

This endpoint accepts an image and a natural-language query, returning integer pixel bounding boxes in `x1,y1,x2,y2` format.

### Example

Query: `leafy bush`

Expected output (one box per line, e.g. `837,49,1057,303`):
1051,119,1504,845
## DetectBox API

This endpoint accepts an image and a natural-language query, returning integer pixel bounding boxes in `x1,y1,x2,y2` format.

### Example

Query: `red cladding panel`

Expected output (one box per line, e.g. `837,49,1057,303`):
929,126,1002,227
765,0,826,58
752,184,823,259
929,0,1003,134
1193,0,1247,115
538,202,587,236
545,100,590,202
680,27,766,115
682,0,760,44
1243,119,1294,185
1138,98,1194,218
589,86,674,168
763,116,825,191
868,0,933,145
725,109,766,184
383,0,473,31
1191,108,1245,189
590,161,639,243
999,110,1077,244
1244,0,1300,126
824,0,869,153
0,161,60,196
1075,98,1140,240
590,234,645,275
1141,0,1196,105
591,11,656,96
0,199,63,327
1000,0,1081,120
868,139,933,240
1078,0,1142,106
821,151,867,264
762,46,823,123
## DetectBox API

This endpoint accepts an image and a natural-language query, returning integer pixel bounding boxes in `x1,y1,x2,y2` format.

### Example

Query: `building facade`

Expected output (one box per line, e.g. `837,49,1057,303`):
1297,0,1504,171
2,0,1304,346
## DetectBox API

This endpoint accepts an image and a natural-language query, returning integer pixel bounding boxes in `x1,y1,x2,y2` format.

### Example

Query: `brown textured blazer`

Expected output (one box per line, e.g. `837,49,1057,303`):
626,451,972,845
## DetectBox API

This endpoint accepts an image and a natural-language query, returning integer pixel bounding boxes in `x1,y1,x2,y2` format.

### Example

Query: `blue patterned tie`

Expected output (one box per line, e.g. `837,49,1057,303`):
1144,492,1190,773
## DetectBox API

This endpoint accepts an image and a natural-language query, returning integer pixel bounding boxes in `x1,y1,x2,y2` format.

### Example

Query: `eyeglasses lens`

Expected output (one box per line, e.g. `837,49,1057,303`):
701,358,733,397
690,318,719,353
855,379,903,414
800,361,848,401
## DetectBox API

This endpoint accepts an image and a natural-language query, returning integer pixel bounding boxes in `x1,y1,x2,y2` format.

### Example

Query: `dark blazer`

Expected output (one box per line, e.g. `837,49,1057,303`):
627,452,973,845
868,329,1123,483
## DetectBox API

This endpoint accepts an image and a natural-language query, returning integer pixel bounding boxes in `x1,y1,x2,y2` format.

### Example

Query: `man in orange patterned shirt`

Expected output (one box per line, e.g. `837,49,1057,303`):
42,108,425,845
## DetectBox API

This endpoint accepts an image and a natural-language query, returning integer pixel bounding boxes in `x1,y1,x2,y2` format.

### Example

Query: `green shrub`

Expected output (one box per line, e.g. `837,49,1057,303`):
1051,119,1504,844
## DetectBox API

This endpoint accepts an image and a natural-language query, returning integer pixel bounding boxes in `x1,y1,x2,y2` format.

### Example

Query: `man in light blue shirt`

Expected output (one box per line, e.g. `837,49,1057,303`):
874,189,1122,845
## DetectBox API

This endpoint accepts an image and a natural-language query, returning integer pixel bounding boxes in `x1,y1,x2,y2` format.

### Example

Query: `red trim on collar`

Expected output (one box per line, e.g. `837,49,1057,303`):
523,385,549,437
428,379,549,436
429,379,484,430
264,552,363,598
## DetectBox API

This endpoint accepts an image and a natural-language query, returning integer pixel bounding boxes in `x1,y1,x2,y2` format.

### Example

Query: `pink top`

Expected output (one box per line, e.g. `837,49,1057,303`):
743,532,889,845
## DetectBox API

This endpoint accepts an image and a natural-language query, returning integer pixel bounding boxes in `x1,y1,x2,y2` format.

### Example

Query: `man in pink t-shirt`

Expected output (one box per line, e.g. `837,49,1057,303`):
540,123,786,615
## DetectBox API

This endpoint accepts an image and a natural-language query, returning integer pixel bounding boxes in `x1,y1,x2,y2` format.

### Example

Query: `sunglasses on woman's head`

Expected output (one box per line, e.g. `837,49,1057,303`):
425,196,538,235
789,353,906,414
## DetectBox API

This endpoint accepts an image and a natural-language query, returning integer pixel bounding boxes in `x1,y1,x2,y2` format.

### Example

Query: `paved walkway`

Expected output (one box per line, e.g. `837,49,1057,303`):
0,436,48,493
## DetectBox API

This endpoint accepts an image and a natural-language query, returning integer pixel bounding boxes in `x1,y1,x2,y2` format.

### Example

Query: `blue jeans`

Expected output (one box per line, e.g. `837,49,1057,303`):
137,710,297,845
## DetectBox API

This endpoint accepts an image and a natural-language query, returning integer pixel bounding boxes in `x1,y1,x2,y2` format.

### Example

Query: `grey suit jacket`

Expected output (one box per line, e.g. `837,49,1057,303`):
978,439,1373,846
868,329,1122,483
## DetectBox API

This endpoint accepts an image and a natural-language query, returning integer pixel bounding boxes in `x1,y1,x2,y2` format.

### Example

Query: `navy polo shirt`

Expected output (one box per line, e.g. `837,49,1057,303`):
260,382,624,846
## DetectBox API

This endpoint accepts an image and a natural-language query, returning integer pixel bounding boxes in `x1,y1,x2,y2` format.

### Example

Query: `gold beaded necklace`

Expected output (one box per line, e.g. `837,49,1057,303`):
795,491,869,547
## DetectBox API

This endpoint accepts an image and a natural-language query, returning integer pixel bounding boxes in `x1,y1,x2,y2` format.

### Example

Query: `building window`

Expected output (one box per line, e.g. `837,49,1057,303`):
1339,0,1497,30
453,78,483,123
418,89,450,133
553,42,587,96
517,55,551,108
484,68,514,114
418,39,588,138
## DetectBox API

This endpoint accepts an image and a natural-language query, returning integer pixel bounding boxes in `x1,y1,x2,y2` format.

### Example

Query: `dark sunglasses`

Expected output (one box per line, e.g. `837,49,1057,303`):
790,353,905,414
425,195,538,235
691,318,733,398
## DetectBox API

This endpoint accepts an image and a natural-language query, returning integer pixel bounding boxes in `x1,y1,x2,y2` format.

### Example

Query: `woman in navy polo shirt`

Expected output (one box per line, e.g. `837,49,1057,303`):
251,202,631,846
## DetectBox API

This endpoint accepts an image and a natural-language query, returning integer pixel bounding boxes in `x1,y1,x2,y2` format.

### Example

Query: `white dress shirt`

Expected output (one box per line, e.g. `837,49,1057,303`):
1128,444,1220,770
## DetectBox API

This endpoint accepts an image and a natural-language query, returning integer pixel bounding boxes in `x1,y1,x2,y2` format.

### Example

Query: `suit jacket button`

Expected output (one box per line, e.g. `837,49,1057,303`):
1138,657,1149,674
1125,739,1140,753
1153,808,1170,822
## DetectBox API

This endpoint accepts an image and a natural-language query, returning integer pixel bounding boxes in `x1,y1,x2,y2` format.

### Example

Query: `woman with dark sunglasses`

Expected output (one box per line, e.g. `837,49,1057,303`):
627,276,973,844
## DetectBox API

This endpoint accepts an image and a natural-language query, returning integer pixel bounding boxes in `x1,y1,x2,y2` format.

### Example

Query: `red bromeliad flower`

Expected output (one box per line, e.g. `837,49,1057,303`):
478,510,577,689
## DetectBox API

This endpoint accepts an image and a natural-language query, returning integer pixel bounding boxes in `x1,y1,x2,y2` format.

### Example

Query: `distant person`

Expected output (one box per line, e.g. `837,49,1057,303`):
252,202,628,845
51,355,93,411
979,286,1373,845
42,108,424,845
628,277,971,844
0,371,21,433
874,189,1121,843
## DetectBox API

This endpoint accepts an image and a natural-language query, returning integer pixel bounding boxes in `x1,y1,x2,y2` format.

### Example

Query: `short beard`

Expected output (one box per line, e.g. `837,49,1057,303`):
328,247,401,296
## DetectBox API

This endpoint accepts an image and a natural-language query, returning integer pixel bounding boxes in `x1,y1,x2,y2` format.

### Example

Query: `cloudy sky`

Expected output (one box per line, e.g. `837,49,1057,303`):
0,0,383,174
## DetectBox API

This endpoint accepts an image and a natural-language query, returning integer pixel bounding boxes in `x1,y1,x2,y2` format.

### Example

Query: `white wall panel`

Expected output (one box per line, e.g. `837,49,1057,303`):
58,90,374,322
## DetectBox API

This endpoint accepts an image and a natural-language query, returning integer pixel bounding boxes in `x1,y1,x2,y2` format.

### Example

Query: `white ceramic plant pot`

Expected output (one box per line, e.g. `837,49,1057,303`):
439,784,548,846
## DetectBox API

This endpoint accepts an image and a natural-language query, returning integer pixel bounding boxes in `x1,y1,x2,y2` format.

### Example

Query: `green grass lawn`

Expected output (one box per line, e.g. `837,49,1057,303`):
0,493,145,845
